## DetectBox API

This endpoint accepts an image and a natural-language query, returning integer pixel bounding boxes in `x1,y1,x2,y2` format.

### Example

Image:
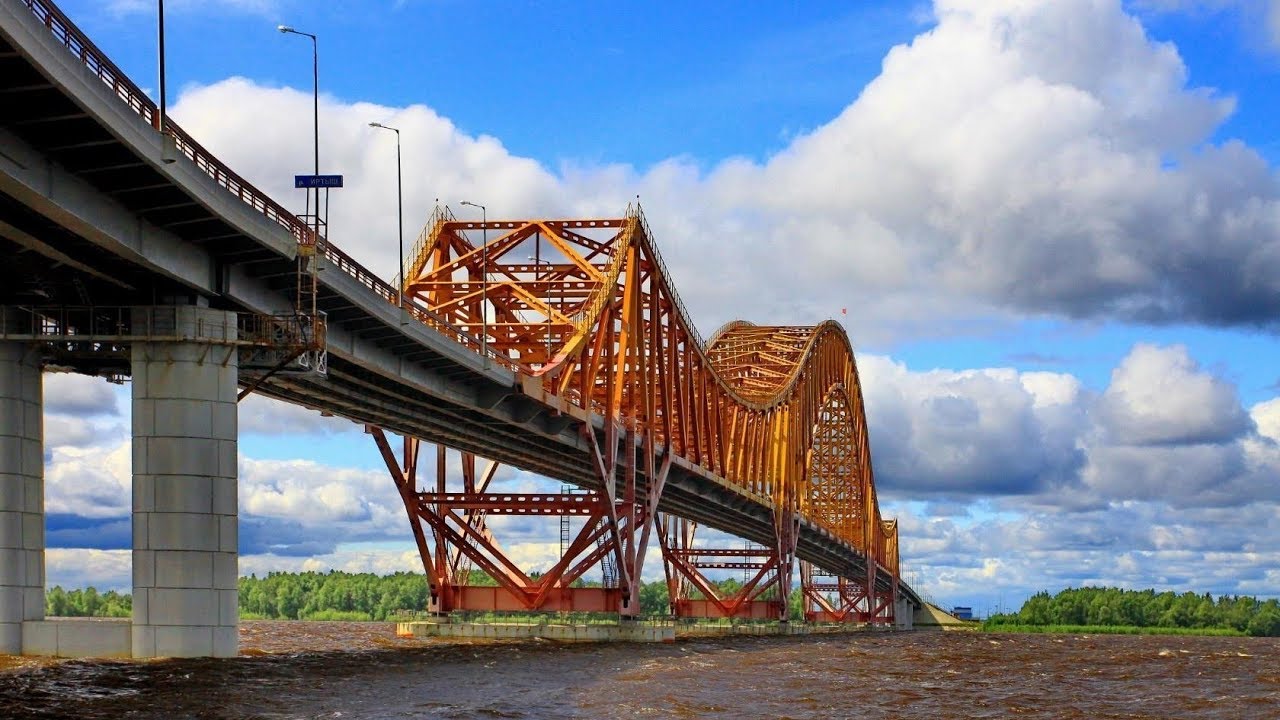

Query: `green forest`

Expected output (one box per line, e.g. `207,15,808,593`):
984,587,1280,637
45,570,803,621
44,586,132,618
237,570,803,621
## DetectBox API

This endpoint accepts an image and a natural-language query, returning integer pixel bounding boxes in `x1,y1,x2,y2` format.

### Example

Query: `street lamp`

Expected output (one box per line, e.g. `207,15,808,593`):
157,0,167,132
278,25,319,237
155,0,178,163
459,200,487,357
368,122,403,307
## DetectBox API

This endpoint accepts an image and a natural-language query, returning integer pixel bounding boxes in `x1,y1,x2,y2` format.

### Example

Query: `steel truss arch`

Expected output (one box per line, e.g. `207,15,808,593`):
385,204,900,620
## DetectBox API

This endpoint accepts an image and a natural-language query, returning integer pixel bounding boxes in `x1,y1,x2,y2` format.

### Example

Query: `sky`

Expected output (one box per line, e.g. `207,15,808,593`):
34,0,1280,615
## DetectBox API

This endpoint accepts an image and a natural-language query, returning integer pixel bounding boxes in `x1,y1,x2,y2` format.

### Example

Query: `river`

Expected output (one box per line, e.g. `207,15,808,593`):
1,621,1276,718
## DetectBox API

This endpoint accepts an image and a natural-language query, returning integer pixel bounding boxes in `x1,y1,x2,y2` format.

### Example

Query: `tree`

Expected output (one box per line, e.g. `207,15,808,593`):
46,586,68,617
1248,605,1280,637
1018,591,1052,625
639,580,670,615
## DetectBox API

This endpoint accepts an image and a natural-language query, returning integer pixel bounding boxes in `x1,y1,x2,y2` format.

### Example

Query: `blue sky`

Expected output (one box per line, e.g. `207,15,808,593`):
34,0,1280,613
64,1,927,167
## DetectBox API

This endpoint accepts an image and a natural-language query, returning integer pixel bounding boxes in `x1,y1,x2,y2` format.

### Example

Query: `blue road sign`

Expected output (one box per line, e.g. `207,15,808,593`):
294,174,344,189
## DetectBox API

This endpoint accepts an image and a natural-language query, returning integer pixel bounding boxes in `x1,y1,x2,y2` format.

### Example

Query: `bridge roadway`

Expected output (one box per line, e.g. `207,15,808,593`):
0,0,920,627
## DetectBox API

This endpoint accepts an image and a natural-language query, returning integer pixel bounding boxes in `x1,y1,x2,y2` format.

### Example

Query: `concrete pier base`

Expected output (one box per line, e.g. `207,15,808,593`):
398,619,676,643
22,619,131,658
131,308,239,658
676,622,881,638
896,597,915,629
0,343,43,655
397,618,908,643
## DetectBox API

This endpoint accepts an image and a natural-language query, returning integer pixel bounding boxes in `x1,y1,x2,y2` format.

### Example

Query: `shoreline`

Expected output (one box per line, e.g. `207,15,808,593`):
982,623,1247,637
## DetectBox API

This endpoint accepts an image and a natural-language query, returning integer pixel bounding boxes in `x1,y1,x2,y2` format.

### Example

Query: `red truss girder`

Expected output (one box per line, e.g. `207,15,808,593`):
415,493,610,516
371,420,672,616
667,548,774,557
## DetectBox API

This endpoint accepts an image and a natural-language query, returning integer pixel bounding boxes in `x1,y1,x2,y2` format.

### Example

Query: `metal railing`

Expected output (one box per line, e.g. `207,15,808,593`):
634,205,704,350
568,207,634,334
0,305,319,347
20,0,156,126
19,0,314,247
401,205,453,294
18,0,516,370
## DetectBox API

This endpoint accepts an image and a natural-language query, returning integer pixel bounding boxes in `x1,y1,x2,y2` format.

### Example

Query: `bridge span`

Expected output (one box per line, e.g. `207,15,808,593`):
0,0,918,658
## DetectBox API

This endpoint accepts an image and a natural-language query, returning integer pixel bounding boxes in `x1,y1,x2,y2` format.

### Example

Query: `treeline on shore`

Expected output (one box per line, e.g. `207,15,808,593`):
238,570,800,620
238,570,682,620
45,586,131,618
58,575,1276,636
984,587,1280,637
46,570,802,621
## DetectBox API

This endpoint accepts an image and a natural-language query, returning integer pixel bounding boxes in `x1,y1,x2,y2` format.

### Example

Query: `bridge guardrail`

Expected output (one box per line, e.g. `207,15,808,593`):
19,0,313,248
19,0,521,372
0,305,331,377
0,305,314,347
20,0,155,127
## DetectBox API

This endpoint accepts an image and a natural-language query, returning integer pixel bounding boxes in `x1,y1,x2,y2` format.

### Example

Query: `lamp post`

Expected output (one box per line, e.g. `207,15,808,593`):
277,25,319,237
459,200,487,357
155,1,186,164
157,0,166,132
368,122,403,306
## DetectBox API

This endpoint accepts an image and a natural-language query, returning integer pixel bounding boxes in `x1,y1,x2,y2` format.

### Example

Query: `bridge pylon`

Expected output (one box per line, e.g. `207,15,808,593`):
658,516,795,621
369,426,668,616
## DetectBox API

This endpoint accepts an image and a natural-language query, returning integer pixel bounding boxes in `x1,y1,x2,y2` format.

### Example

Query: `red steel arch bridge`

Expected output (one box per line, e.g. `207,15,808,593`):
0,0,918,657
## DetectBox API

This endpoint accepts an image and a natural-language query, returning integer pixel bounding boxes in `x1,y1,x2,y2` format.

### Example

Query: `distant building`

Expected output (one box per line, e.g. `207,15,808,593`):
951,606,974,620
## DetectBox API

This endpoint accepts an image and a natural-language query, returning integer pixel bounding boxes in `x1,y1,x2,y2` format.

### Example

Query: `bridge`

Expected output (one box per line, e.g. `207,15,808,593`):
0,0,919,658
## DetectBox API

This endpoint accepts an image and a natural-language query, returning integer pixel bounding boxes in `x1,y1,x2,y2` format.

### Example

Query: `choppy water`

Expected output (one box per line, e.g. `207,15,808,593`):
1,621,1277,718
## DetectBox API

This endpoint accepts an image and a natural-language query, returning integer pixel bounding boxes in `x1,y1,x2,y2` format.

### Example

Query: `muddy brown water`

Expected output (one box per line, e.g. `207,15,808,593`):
1,621,1277,718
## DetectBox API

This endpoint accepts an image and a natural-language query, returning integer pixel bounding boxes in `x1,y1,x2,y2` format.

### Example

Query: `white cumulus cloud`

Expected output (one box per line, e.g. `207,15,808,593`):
167,0,1280,341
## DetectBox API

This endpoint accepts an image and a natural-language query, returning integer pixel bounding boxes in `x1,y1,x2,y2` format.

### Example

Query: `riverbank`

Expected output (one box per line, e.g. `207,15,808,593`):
982,623,1246,637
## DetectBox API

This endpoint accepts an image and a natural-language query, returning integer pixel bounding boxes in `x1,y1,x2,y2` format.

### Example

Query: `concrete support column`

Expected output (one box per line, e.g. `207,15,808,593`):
0,343,43,654
895,597,915,629
131,308,238,658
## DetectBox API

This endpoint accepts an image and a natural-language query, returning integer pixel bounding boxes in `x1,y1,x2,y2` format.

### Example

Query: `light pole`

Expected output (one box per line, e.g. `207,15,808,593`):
368,122,403,306
156,1,179,163
459,200,487,357
277,25,319,237
157,0,167,131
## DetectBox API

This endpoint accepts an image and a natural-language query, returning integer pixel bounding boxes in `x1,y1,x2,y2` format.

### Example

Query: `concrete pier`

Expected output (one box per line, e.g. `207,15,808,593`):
0,343,43,655
130,308,240,658
396,618,911,643
896,596,915,629
398,618,676,643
